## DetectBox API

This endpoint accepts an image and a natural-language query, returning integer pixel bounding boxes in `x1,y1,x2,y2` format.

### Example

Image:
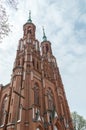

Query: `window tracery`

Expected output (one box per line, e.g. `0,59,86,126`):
46,88,55,124
32,83,41,122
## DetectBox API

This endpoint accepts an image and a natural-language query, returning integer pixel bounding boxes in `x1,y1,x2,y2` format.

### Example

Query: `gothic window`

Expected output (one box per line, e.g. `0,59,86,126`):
47,88,55,123
34,84,39,105
33,83,40,121
32,95,41,122
0,96,8,125
47,88,54,111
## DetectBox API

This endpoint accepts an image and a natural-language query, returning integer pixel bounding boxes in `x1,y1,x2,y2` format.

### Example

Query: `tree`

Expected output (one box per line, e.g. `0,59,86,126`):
72,112,86,130
0,0,18,43
0,3,9,43
5,0,18,10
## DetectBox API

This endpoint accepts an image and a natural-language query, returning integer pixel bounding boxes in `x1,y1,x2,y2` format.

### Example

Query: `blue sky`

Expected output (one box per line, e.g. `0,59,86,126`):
0,0,86,118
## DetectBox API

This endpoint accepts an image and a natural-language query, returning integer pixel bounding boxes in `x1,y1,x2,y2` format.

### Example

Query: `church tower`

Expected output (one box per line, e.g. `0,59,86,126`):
0,12,74,130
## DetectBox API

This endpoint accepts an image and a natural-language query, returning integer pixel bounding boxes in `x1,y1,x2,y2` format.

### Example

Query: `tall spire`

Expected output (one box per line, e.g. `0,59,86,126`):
27,10,32,23
42,26,47,41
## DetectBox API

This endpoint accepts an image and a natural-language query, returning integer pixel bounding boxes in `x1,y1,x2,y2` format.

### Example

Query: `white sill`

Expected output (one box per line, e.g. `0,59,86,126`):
0,124,4,128
17,120,21,123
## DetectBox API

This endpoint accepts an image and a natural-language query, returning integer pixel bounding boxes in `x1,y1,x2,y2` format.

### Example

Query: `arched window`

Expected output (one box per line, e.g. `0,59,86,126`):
0,96,8,125
32,83,41,122
34,84,39,105
47,88,55,124
47,88,54,111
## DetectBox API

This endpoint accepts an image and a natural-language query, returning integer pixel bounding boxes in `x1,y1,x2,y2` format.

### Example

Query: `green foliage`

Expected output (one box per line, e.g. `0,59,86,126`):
72,112,86,130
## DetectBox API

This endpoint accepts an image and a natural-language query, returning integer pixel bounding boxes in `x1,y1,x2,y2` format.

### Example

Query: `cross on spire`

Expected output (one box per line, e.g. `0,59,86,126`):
42,26,47,41
27,10,32,23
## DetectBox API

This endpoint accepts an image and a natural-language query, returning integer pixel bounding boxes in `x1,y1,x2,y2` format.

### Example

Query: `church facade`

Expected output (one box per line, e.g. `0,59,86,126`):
0,12,74,130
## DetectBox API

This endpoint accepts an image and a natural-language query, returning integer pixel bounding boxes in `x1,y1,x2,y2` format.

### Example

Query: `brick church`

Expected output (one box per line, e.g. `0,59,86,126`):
0,12,74,130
